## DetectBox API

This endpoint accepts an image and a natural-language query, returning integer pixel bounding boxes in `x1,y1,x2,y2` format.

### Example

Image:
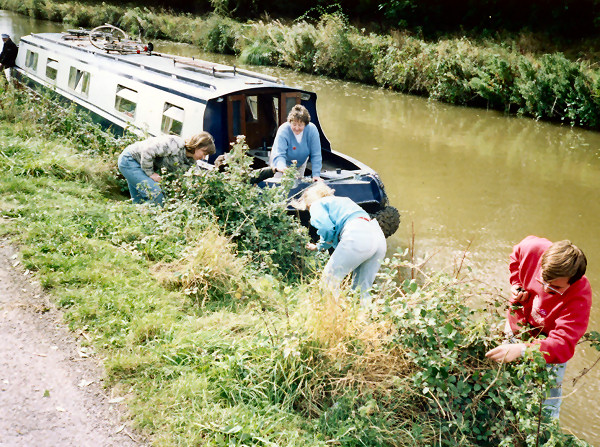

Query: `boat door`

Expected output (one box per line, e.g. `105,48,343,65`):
227,91,300,149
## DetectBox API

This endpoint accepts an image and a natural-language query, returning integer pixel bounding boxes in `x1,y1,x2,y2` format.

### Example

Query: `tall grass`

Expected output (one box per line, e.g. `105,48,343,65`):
0,60,596,446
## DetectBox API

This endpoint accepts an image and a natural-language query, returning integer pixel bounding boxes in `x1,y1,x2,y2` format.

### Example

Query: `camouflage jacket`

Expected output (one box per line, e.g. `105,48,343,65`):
125,135,196,176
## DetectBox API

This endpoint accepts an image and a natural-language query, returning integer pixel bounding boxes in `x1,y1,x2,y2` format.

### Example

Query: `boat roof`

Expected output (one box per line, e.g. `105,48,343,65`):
20,32,303,101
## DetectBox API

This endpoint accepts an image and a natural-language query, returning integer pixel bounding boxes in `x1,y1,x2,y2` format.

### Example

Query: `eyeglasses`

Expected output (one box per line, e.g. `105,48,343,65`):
536,277,567,296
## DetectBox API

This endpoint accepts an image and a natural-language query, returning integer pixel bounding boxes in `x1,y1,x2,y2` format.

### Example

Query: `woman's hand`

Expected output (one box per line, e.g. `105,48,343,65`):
150,173,162,182
511,284,529,303
485,343,526,363
306,242,317,251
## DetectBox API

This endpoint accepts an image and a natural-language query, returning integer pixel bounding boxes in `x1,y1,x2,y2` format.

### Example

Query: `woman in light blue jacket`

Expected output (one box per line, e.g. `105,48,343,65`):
296,183,387,305
270,104,322,181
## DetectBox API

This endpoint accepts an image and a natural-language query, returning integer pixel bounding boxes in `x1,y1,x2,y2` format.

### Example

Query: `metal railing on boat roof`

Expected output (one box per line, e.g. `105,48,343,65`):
151,52,283,85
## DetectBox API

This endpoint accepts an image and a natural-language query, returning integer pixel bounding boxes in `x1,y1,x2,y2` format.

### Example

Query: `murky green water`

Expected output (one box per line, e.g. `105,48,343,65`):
4,11,599,444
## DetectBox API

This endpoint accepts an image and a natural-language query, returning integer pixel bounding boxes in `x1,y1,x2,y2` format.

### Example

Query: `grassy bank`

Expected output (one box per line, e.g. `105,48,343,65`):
0,80,596,445
2,0,600,131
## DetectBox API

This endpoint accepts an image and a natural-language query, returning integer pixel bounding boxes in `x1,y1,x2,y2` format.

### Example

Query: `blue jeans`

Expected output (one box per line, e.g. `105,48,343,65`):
322,218,387,306
544,362,566,419
117,150,163,205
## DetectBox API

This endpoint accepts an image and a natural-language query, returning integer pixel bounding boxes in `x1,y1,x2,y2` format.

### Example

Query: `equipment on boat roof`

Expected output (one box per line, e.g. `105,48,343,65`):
87,24,152,54
61,25,281,84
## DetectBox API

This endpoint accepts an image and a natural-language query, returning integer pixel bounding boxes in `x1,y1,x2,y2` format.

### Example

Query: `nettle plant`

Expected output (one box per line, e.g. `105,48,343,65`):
162,136,313,281
374,254,587,446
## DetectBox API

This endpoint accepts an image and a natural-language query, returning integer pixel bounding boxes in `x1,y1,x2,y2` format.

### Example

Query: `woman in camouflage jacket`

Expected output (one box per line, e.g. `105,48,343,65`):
118,132,215,205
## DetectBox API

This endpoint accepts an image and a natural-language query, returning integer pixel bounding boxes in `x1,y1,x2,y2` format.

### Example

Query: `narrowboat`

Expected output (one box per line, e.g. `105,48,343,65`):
14,26,400,236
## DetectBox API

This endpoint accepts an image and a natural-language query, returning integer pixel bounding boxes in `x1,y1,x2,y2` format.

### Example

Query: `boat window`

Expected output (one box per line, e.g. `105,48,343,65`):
246,96,258,122
228,96,244,138
115,85,137,118
161,103,184,136
45,59,58,81
68,67,90,96
272,97,280,124
279,92,300,123
25,50,38,71
285,96,297,114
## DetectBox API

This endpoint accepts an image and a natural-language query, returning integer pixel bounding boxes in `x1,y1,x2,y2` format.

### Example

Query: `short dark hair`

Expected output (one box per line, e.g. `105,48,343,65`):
541,240,587,284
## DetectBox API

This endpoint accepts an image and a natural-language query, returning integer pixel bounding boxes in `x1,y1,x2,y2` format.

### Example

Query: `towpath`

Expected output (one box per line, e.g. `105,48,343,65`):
0,238,146,447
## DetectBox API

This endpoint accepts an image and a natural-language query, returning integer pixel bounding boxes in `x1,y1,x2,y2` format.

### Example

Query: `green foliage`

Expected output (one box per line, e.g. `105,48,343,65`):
582,331,600,352
373,35,428,93
4,0,600,129
238,21,282,65
311,14,379,83
515,54,600,127
163,136,312,280
468,52,520,111
374,254,589,446
276,20,319,72
377,0,416,28
197,14,239,54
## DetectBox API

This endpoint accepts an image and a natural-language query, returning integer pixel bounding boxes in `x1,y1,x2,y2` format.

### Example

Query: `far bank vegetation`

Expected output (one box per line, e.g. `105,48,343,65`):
3,0,600,130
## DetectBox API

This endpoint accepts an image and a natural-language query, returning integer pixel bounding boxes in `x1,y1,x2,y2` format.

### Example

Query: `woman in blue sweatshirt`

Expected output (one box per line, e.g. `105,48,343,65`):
296,183,387,305
270,104,322,181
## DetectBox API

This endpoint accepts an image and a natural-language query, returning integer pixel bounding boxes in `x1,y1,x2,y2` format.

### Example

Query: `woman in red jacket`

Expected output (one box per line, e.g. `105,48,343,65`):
485,236,592,419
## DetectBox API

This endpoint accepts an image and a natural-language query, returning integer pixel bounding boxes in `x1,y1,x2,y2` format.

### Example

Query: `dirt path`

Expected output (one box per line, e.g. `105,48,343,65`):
0,239,146,447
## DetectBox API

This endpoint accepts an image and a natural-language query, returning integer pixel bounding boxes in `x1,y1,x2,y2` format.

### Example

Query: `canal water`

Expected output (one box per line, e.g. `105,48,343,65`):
2,11,599,444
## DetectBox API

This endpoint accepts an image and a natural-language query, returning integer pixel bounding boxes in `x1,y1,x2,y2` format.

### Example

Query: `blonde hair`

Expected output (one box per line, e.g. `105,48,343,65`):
186,132,216,155
292,182,334,210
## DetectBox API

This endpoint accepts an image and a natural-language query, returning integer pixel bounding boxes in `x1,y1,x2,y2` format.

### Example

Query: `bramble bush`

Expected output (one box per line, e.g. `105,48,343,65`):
368,253,591,446
162,136,313,281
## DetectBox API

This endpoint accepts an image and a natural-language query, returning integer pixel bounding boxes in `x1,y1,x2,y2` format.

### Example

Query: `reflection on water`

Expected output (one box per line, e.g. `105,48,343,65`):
5,12,600,444
0,10,63,40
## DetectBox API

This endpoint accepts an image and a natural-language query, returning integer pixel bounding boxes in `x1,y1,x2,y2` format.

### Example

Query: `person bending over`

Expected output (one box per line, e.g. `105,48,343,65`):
485,235,592,419
118,132,215,205
295,183,386,306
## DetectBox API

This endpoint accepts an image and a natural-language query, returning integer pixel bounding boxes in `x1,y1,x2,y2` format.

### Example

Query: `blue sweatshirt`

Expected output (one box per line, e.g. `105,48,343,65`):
271,122,322,177
310,196,369,250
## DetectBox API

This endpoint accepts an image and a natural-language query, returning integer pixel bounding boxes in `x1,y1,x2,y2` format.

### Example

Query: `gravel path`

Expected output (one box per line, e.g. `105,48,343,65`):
0,239,146,447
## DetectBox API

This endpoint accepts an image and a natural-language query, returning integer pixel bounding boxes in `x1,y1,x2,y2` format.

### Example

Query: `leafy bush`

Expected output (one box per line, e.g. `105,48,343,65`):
311,14,379,83
162,136,312,280
372,254,590,446
238,21,283,65
516,53,600,126
373,35,428,94
468,52,520,111
194,13,240,54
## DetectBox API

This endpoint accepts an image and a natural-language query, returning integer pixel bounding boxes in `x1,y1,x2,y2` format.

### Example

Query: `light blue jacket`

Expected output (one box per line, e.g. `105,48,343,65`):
310,196,369,250
271,122,322,177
